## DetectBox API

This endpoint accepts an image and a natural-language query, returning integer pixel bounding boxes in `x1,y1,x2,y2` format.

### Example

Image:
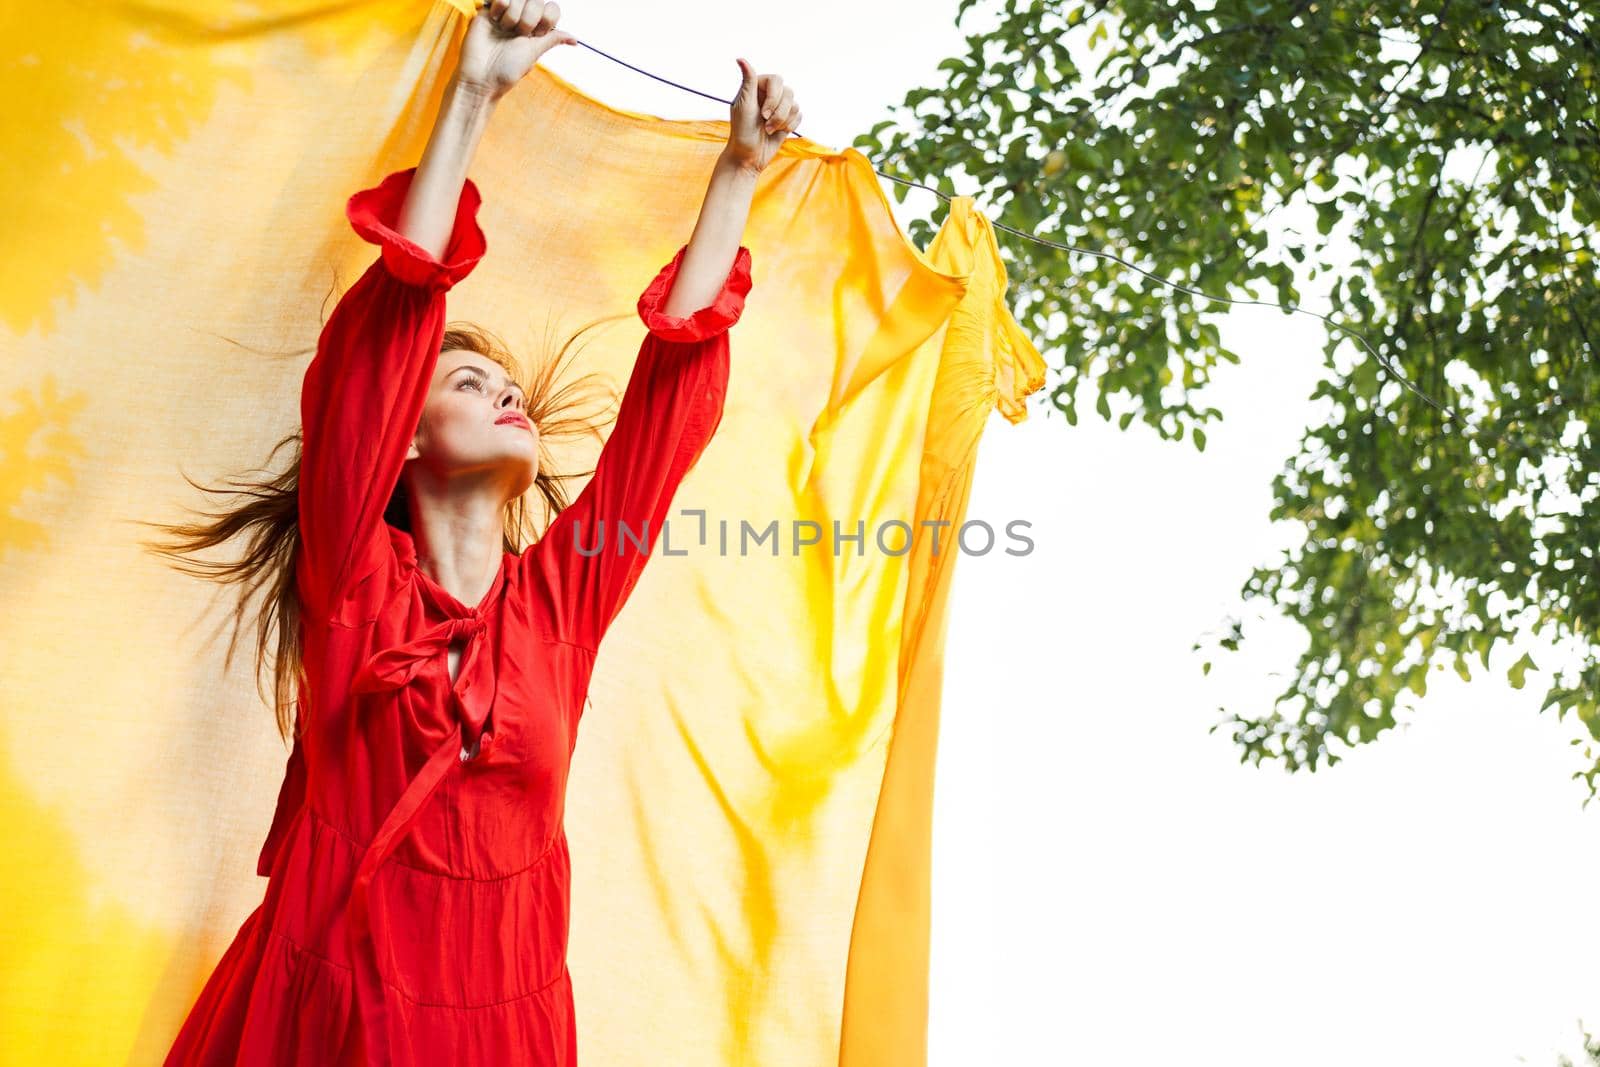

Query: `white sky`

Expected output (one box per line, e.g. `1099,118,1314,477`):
544,4,1600,1063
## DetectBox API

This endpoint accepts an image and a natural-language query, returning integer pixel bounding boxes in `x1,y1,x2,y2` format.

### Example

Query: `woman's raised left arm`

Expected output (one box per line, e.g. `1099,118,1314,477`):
658,58,802,318
519,61,802,658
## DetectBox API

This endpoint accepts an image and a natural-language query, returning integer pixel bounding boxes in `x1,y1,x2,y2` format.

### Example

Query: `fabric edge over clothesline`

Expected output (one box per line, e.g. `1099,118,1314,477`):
837,198,1046,1067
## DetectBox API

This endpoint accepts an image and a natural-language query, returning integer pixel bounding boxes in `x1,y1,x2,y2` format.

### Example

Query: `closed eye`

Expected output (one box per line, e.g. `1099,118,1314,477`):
454,369,525,405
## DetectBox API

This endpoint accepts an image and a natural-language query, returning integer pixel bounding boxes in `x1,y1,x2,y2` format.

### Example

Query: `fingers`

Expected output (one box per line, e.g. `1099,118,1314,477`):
740,65,802,138
523,0,559,37
491,0,560,36
757,73,784,125
766,88,798,135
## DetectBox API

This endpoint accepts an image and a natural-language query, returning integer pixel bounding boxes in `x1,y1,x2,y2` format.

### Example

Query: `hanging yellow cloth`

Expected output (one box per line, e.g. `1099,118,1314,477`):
0,2,1044,1064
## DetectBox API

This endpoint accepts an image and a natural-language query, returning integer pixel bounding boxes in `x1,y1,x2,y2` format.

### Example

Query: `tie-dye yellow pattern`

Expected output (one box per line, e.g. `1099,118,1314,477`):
0,2,1043,1064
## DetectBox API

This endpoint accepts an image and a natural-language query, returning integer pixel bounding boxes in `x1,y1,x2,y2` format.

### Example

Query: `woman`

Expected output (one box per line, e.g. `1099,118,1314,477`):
156,2,802,1062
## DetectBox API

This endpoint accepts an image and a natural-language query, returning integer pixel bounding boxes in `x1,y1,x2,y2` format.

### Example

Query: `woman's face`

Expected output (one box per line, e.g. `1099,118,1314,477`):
407,348,540,501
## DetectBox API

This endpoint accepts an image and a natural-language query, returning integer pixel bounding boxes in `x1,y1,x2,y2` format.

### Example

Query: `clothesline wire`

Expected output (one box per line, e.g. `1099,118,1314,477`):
571,36,1462,426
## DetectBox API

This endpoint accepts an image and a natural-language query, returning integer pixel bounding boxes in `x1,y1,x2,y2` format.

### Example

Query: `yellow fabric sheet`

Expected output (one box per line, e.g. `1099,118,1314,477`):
0,2,1044,1063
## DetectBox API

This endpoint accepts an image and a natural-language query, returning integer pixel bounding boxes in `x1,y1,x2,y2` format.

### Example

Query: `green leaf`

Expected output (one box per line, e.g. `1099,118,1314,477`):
1508,652,1537,690
1315,200,1340,235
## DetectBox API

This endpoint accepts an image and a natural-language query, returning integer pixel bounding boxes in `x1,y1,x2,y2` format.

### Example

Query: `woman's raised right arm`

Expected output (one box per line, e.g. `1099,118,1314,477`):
398,2,576,257
295,84,498,625
295,166,486,623
295,5,575,621
393,77,498,261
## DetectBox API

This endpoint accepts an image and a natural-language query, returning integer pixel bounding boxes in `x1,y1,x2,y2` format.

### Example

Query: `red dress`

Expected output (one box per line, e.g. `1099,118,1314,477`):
163,166,752,1066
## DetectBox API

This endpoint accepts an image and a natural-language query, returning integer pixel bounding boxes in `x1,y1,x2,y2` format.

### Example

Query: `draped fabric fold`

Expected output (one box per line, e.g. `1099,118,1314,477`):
0,3,1046,1065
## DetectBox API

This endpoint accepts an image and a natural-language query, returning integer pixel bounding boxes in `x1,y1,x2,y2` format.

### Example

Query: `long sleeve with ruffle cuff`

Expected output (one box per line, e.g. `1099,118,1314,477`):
523,242,753,656
297,167,488,623
345,165,488,292
636,243,754,342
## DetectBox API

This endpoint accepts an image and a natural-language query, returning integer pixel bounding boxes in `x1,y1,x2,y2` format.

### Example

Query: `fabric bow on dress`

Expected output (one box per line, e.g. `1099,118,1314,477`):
345,562,504,1066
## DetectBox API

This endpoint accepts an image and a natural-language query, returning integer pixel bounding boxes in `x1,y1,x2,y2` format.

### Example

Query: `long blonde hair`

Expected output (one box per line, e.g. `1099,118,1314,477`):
139,316,617,744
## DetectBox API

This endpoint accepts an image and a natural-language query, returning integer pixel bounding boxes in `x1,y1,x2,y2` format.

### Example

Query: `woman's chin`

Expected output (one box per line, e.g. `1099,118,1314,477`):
486,438,538,466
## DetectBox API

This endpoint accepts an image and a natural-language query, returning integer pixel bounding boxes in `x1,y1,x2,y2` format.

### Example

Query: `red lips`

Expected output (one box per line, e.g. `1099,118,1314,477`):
495,412,531,429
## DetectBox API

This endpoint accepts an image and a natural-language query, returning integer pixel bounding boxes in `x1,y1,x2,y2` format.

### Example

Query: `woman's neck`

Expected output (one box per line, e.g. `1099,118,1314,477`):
405,476,509,610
